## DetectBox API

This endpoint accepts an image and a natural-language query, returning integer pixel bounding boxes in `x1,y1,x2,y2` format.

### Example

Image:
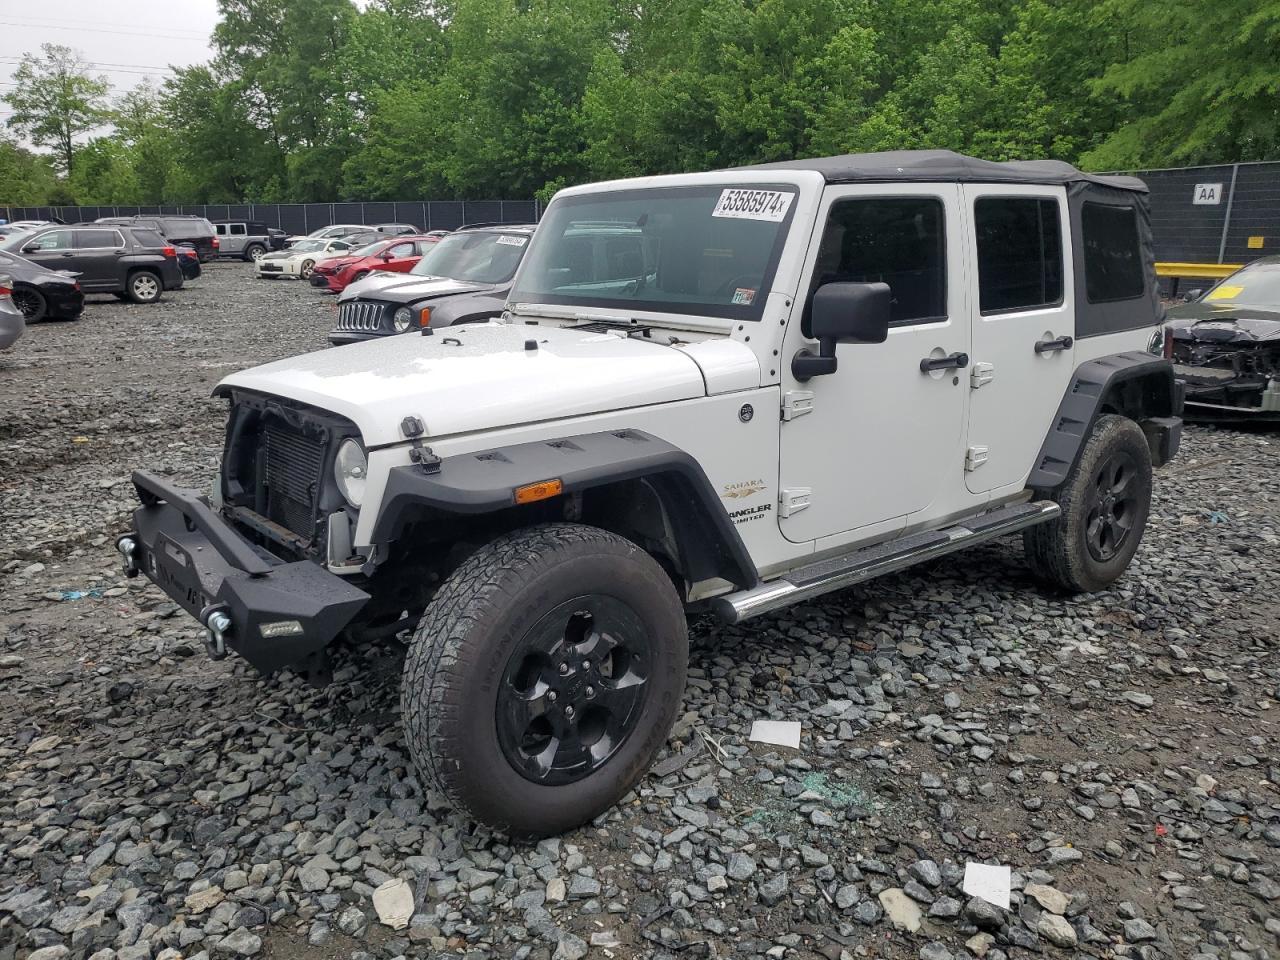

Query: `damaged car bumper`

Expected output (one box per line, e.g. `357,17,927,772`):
119,470,369,673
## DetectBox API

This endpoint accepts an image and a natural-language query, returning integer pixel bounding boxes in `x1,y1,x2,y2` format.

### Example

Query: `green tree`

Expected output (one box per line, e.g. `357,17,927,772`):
2,44,111,174
0,139,58,205
1082,0,1280,167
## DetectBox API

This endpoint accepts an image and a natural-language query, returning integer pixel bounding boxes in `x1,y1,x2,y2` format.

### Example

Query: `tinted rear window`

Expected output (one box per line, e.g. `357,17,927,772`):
1082,202,1144,303
76,229,123,247
131,229,167,247
164,218,214,237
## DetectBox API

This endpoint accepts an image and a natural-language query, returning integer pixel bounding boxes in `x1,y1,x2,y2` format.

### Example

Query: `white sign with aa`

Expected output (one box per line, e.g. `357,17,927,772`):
1193,183,1223,205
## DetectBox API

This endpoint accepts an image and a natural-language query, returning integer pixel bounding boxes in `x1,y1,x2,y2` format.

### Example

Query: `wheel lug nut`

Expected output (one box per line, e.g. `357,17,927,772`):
565,706,575,719
547,691,558,702
558,663,569,676
585,686,595,698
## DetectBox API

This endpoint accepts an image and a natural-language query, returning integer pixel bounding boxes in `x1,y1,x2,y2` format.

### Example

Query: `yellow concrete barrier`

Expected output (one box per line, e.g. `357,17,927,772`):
1156,262,1243,279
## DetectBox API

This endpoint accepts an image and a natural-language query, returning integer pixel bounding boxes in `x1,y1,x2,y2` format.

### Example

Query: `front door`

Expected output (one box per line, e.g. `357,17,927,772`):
382,240,420,272
18,228,80,273
961,185,1075,494
778,185,971,544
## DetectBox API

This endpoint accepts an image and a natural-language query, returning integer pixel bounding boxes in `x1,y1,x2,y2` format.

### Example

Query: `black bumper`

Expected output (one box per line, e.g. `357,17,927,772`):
309,273,333,288
124,470,369,674
328,328,391,346
43,285,84,320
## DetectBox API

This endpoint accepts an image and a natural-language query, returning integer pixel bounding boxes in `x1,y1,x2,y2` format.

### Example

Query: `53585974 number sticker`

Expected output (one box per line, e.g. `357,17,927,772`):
712,188,795,222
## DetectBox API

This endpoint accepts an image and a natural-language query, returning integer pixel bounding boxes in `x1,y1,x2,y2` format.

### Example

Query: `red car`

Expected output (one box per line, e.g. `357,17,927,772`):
309,235,442,293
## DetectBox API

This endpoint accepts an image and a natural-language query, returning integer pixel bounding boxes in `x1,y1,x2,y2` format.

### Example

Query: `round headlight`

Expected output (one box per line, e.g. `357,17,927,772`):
393,307,414,332
333,439,368,507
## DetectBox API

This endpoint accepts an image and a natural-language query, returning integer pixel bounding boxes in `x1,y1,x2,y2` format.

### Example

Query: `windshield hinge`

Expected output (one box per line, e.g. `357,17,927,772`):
781,390,815,421
780,487,812,518
970,362,994,389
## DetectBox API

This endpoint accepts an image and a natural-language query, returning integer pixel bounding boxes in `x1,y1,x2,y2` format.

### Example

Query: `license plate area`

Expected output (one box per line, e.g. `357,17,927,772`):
149,532,207,615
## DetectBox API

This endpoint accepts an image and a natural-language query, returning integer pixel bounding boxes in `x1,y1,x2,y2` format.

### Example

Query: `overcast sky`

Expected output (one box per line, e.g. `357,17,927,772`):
0,0,221,139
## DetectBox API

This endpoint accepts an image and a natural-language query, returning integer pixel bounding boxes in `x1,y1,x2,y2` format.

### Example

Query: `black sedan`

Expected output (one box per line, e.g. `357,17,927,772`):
0,249,84,322
1164,257,1280,421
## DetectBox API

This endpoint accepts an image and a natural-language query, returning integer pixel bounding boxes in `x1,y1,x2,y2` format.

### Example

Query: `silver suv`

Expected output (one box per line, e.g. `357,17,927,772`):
212,221,285,261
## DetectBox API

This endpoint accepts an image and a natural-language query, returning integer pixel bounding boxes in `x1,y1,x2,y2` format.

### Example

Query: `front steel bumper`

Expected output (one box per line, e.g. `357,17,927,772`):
121,470,369,674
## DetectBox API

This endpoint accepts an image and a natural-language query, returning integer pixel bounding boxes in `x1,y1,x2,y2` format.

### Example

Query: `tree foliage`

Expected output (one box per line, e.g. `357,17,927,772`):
2,0,1278,206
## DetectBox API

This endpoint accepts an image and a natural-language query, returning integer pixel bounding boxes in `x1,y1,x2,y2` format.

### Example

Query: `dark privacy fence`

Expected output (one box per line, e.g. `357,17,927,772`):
0,200,540,235
1112,161,1277,265
3,162,1277,264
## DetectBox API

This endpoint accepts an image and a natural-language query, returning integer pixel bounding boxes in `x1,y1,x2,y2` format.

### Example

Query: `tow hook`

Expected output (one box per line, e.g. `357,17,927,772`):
116,536,140,578
200,604,232,660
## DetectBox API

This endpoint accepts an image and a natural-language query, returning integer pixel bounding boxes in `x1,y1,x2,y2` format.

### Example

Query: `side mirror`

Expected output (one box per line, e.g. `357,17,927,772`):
22,244,38,254
381,252,394,261
793,281,891,380
1184,288,1203,302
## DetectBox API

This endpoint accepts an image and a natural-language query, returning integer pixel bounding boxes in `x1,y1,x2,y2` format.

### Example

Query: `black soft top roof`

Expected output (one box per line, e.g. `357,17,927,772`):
739,149,1147,193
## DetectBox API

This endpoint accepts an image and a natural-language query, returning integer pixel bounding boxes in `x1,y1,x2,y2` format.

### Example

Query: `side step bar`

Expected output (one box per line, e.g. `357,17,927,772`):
713,500,1060,624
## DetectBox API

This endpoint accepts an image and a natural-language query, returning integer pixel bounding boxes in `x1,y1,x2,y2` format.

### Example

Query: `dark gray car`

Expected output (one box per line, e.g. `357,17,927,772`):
4,225,184,303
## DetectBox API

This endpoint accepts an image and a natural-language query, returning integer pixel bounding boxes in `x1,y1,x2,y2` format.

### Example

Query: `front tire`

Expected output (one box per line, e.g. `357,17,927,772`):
126,270,162,304
402,523,687,836
299,259,315,279
1024,414,1152,592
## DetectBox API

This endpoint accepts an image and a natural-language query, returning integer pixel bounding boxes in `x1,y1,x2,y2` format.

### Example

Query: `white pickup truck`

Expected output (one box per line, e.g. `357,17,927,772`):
120,150,1181,836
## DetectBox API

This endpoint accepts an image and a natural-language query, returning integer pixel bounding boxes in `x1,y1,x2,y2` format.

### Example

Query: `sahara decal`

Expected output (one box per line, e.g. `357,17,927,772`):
722,479,767,500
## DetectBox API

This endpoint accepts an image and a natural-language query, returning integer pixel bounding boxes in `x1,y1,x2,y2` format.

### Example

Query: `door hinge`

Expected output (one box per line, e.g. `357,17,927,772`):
781,390,814,421
779,487,812,517
965,445,989,472
970,362,994,389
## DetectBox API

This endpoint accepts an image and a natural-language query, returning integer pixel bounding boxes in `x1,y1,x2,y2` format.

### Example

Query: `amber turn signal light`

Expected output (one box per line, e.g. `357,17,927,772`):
514,479,563,504
419,306,432,327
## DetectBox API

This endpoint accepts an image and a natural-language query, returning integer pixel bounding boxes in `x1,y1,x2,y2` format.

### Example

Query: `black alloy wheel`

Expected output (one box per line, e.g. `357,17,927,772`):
497,596,651,786
1084,450,1138,562
11,286,46,322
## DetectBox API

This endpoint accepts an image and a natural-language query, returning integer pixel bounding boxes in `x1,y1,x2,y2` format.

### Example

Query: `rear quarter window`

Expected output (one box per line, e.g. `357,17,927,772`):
131,229,167,247
1082,202,1144,303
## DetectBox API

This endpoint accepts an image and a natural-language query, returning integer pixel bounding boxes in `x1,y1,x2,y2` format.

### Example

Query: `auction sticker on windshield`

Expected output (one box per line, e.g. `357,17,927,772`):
713,188,795,222
496,235,528,246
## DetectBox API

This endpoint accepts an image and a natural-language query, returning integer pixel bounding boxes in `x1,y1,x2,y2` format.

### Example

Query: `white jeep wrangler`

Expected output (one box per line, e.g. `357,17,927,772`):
120,150,1181,836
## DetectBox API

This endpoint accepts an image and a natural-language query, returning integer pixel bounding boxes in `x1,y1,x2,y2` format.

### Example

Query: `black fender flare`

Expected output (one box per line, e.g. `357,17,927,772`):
1028,351,1183,491
370,429,759,590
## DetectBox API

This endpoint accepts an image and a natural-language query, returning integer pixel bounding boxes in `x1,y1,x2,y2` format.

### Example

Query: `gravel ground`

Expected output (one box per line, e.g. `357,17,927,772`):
1,263,1278,960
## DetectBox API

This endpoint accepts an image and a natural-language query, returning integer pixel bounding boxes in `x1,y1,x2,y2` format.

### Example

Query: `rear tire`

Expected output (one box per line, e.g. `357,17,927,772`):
126,270,163,304
244,243,266,262
402,523,687,836
1024,414,1152,593
12,286,46,322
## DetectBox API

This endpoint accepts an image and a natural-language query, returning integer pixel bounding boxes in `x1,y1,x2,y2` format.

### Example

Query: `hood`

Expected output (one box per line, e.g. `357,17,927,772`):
219,323,715,447
1167,304,1280,343
338,274,491,305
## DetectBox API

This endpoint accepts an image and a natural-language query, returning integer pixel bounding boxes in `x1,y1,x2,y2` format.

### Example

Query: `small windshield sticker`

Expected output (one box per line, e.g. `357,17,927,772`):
713,188,795,222
732,287,756,305
496,235,527,246
1205,285,1243,301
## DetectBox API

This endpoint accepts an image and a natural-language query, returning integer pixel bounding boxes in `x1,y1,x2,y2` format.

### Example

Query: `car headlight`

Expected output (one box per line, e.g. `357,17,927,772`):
1147,328,1165,356
333,439,368,507
393,307,414,332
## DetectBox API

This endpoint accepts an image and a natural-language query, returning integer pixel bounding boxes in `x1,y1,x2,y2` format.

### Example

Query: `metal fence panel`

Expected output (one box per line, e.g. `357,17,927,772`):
363,201,397,225
1223,165,1278,263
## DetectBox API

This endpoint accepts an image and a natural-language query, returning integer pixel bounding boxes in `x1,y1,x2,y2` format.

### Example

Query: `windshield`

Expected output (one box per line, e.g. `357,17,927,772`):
291,239,326,252
409,231,530,283
349,240,388,257
1200,262,1280,308
510,184,797,321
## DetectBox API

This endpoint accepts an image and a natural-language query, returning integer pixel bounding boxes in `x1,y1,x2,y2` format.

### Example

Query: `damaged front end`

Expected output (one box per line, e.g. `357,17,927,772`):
1165,313,1280,421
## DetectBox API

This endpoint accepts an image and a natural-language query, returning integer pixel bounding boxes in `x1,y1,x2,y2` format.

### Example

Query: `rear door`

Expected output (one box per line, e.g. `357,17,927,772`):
72,229,127,288
961,185,1075,494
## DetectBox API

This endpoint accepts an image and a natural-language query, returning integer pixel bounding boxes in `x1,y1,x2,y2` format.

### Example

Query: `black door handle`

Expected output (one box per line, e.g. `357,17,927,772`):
920,352,969,373
1035,335,1074,354
60,252,75,257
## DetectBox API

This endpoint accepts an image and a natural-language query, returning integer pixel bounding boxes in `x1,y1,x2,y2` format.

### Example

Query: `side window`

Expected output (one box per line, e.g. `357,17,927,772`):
75,229,124,248
215,224,227,236
975,198,1063,313
810,197,946,328
1082,202,1144,303
230,223,247,236
27,230,74,250
388,242,415,258
331,240,351,251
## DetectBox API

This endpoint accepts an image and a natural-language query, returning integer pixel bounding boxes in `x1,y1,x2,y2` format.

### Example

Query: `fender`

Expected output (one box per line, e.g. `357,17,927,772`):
370,429,759,589
1029,351,1182,491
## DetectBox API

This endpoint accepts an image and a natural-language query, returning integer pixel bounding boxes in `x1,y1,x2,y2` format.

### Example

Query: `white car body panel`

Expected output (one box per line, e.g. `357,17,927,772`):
256,239,357,277
219,322,709,447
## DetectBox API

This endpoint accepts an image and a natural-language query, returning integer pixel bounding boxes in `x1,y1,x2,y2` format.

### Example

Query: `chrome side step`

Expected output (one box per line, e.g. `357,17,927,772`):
713,500,1060,624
